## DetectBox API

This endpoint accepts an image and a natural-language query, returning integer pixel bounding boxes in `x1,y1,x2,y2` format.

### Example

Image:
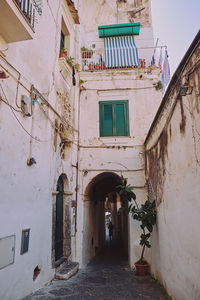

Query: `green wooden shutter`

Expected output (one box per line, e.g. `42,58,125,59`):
115,103,125,136
103,104,113,136
99,100,129,137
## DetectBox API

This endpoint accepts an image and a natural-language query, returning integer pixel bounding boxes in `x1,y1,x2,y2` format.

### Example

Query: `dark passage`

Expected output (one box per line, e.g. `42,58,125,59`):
24,242,168,300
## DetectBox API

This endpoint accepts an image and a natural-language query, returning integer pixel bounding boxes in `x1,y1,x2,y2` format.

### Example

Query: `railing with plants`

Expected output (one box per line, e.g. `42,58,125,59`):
81,47,106,71
59,48,80,72
14,0,36,29
81,45,167,72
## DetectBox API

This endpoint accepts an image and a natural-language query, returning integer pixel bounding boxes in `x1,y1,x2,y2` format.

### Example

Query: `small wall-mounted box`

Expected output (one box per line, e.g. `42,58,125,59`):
0,235,15,270
21,95,31,117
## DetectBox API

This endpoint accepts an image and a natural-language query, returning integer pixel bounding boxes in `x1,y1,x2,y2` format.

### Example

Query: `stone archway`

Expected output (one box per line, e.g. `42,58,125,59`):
82,172,128,266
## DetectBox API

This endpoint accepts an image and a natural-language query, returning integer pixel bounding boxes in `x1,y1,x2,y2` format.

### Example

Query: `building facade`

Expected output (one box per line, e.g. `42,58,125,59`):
76,0,162,267
0,1,80,299
0,0,165,299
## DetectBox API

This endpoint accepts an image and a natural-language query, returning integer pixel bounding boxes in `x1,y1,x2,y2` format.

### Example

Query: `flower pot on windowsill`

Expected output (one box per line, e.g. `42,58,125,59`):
59,48,67,58
59,52,67,58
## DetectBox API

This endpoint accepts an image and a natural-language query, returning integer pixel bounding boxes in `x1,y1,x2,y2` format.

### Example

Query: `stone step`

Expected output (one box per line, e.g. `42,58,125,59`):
55,261,79,280
55,257,68,271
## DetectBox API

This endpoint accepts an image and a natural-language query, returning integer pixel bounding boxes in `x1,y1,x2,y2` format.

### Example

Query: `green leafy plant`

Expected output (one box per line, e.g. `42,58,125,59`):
81,46,90,52
118,178,156,264
60,47,67,53
66,56,75,67
81,46,93,58
154,80,162,91
74,63,80,71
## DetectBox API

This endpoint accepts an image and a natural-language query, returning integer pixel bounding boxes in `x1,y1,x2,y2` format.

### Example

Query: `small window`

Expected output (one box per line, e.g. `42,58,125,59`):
60,18,70,54
99,101,129,137
60,30,65,51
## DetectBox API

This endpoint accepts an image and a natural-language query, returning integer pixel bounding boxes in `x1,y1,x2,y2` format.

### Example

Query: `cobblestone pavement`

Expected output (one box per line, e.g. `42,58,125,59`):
23,243,168,300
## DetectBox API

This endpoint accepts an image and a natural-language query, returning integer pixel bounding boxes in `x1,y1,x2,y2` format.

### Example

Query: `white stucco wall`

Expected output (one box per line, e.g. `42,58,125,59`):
145,37,200,300
79,0,154,66
0,1,79,299
77,68,162,267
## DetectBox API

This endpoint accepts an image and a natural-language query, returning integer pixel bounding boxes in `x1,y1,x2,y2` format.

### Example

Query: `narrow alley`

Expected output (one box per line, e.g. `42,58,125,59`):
23,242,168,300
1,1,200,299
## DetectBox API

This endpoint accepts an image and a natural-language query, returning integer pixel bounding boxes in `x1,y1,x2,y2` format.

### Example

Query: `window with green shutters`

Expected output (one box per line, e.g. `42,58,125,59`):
99,101,129,137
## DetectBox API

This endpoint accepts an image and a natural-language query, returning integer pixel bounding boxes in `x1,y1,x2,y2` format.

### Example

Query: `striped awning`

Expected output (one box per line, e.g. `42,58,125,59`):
104,36,139,68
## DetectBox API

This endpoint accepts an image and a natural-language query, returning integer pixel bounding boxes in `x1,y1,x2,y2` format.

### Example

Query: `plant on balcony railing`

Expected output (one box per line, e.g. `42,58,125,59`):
15,0,36,29
81,46,93,58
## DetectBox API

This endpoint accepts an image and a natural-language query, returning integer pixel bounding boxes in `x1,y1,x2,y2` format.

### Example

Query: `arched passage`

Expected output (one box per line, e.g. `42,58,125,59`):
82,172,128,265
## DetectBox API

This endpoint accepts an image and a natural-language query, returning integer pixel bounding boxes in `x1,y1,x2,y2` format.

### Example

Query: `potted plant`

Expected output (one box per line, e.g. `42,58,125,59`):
74,63,80,72
59,47,67,58
101,61,105,70
95,63,100,70
89,63,94,71
81,46,93,58
66,56,74,69
118,178,157,276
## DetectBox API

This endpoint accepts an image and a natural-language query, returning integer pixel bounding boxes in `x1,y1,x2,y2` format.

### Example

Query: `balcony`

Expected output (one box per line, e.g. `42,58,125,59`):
0,0,35,43
81,48,149,72
81,43,164,72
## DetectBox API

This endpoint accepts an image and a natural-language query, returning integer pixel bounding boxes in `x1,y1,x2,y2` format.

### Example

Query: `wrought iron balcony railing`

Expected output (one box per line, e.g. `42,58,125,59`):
81,45,165,72
14,0,35,29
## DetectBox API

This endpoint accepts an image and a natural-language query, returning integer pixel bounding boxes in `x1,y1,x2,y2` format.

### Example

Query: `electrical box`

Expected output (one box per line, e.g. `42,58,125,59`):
0,235,15,270
21,229,30,255
21,95,31,117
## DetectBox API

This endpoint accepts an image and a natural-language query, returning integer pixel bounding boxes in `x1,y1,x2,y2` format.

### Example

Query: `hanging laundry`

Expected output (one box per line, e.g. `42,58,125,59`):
158,47,163,69
161,49,170,93
151,54,155,65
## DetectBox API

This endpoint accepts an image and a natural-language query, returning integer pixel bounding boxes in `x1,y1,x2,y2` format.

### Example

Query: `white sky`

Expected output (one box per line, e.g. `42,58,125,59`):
151,0,200,76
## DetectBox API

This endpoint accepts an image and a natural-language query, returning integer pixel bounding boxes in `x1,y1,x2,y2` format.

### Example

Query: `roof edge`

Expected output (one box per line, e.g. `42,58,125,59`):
65,0,80,24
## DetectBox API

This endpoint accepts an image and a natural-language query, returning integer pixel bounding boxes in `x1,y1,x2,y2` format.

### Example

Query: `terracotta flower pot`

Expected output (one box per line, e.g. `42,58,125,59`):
89,65,94,70
134,262,149,276
59,52,67,58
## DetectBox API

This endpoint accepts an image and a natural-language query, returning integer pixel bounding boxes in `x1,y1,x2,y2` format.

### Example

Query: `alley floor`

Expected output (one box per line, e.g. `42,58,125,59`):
23,242,168,300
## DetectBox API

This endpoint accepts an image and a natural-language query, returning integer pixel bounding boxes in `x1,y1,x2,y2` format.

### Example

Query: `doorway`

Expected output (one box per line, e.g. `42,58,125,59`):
55,176,64,261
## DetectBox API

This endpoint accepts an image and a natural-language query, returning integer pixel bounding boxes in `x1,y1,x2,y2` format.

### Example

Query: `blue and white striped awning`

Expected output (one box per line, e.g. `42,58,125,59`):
104,36,139,68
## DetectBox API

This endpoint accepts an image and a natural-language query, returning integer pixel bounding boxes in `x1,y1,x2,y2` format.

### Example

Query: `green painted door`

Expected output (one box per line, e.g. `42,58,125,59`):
55,176,64,261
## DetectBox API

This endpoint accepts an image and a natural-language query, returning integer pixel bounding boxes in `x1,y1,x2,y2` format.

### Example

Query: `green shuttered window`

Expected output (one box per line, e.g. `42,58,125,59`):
99,101,129,137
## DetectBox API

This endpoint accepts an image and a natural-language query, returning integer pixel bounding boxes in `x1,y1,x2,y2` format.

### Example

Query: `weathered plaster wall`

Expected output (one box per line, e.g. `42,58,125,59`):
145,35,200,300
79,0,154,66
77,68,162,267
0,1,79,299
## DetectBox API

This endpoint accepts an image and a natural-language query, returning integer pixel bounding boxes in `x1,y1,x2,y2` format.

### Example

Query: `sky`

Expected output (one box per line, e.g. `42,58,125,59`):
151,0,200,76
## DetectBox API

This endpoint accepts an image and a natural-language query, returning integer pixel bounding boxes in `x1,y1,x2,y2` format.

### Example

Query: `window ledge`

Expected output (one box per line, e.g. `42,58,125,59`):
58,57,72,90
98,136,132,144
